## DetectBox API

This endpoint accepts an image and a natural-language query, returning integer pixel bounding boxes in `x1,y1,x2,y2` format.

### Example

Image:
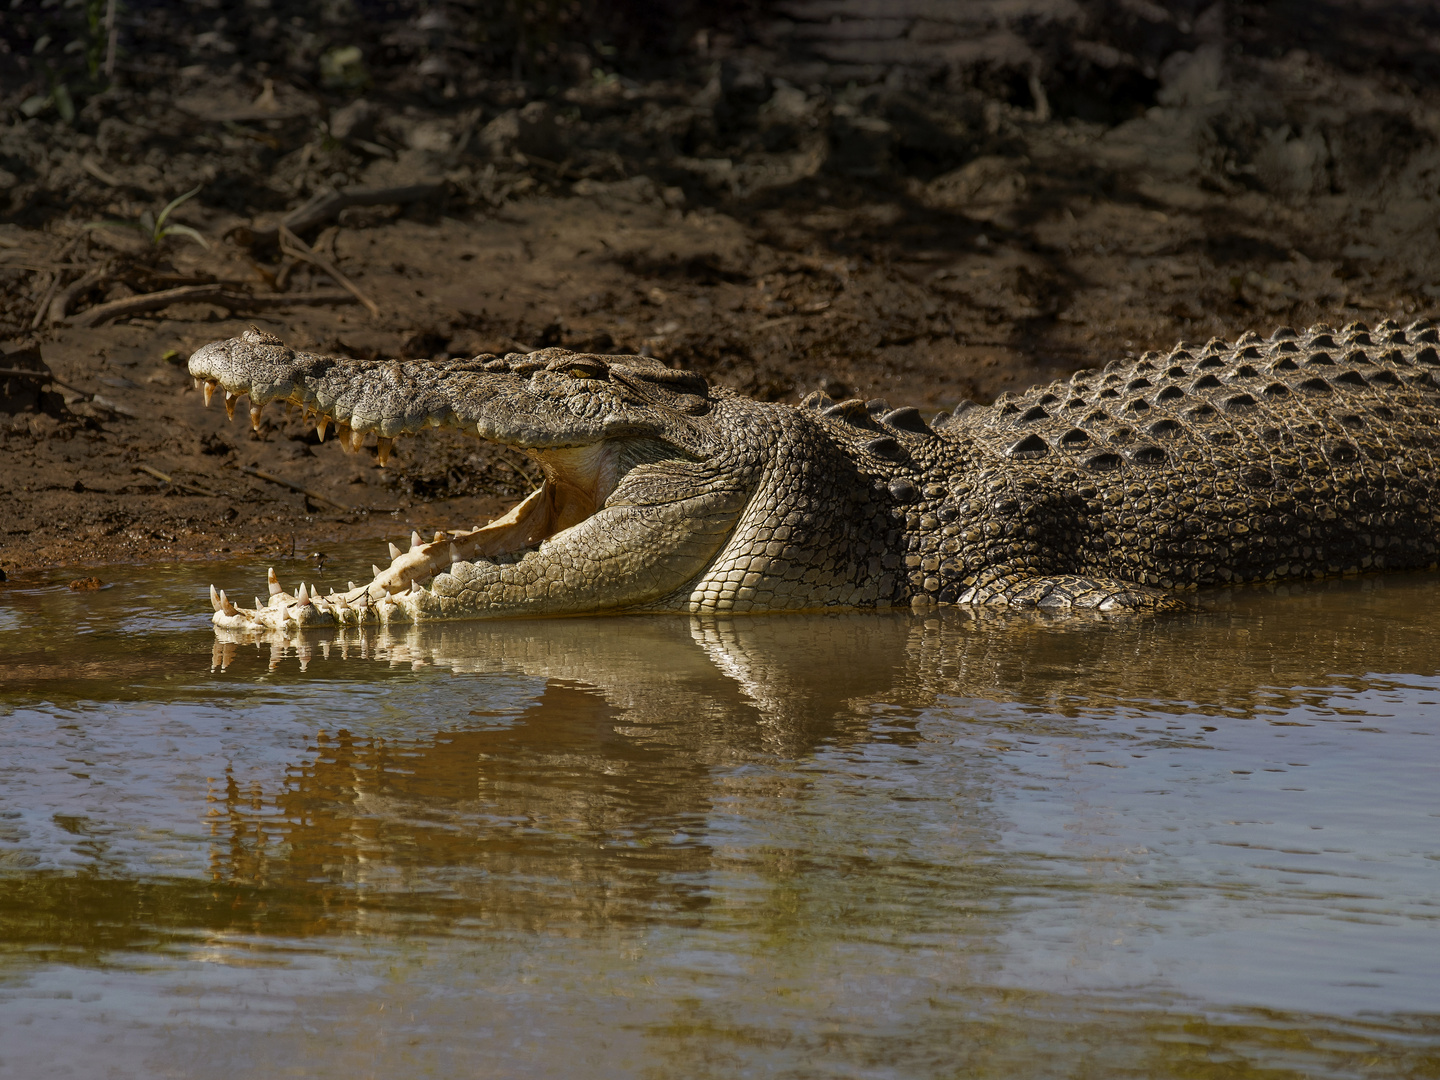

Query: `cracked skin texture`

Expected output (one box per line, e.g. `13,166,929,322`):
189,319,1440,630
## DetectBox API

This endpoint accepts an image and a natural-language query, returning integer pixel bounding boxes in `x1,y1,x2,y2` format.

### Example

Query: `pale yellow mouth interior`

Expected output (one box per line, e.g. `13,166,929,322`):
343,441,621,603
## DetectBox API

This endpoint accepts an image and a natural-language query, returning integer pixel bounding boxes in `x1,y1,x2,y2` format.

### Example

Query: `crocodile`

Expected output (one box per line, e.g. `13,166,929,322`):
189,320,1440,630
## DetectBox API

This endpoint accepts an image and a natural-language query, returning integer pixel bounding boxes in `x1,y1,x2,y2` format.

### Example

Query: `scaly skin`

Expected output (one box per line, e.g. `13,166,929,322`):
190,319,1440,629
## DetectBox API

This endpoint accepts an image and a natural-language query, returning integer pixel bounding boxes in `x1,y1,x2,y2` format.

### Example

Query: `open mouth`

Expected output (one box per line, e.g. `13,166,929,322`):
199,374,675,628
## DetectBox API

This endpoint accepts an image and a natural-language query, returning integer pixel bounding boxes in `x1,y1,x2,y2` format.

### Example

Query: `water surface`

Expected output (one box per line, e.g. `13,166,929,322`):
1,553,1438,1078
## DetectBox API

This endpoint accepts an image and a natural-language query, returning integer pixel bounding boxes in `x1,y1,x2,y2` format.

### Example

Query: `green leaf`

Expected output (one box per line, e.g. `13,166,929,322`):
158,223,210,250
155,185,202,231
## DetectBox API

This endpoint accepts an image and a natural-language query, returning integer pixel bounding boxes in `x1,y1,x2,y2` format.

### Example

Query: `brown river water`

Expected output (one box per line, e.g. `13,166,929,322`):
0,548,1438,1078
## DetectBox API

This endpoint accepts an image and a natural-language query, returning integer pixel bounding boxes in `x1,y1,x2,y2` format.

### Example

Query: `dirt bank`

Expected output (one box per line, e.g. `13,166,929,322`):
3,1,1439,575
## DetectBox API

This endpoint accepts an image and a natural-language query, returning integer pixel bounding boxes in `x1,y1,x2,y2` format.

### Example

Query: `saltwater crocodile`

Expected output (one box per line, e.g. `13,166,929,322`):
191,321,1440,629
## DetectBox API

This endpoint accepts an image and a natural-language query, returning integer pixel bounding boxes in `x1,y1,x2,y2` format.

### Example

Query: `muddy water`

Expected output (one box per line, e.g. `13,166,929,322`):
0,552,1438,1079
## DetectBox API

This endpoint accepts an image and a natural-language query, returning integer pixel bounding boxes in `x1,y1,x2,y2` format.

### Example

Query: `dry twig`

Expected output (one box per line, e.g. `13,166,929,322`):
0,367,93,398
74,285,356,327
237,182,445,246
136,464,218,497
278,224,380,318
236,465,370,512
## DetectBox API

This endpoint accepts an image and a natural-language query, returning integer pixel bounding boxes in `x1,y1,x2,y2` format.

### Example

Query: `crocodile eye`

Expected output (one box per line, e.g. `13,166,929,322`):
567,366,601,379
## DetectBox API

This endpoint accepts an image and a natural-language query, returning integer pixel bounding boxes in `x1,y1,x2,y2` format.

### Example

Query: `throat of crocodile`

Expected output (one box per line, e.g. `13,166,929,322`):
339,441,626,603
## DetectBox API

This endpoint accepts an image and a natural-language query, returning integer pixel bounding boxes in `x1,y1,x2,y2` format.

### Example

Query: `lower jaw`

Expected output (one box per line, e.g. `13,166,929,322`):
210,480,575,633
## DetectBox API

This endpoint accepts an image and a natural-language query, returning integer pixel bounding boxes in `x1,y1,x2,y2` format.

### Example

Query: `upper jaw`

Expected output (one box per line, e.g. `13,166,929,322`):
187,329,698,453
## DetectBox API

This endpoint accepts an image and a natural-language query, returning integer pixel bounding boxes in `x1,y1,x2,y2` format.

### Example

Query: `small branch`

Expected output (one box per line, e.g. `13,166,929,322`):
237,182,445,246
279,224,380,318
136,463,218,497
48,266,109,325
0,367,93,398
236,465,357,512
236,466,394,515
73,285,356,327
28,272,60,330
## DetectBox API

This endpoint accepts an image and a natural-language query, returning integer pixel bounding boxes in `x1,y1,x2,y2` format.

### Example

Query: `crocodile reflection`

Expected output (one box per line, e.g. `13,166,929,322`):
205,614,930,923
204,577,1440,927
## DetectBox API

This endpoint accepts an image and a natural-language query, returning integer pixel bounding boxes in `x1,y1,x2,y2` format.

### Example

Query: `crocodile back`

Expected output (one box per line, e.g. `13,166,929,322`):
908,321,1440,597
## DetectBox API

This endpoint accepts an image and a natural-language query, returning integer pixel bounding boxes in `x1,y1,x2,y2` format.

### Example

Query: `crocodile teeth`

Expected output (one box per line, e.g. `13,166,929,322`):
409,581,422,595
411,530,423,550
347,581,356,591
268,567,283,596
388,542,403,560
203,380,217,407
372,564,384,579
193,377,201,391
297,582,310,606
250,404,264,430
217,589,238,616
224,390,238,421
209,584,222,612
255,597,265,611
316,415,329,441
376,437,393,466
336,423,354,453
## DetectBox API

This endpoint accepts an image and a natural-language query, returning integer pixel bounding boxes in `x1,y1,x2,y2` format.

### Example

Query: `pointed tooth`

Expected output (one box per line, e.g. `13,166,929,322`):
218,589,238,616
203,380,217,407
449,542,461,565
250,403,264,430
193,377,202,391
256,597,265,611
348,581,356,591
223,390,238,420
410,530,423,551
268,567,282,596
336,423,353,453
388,542,402,560
433,531,446,543
210,584,222,612
316,415,330,441
372,564,384,579
376,436,393,466
297,582,310,605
